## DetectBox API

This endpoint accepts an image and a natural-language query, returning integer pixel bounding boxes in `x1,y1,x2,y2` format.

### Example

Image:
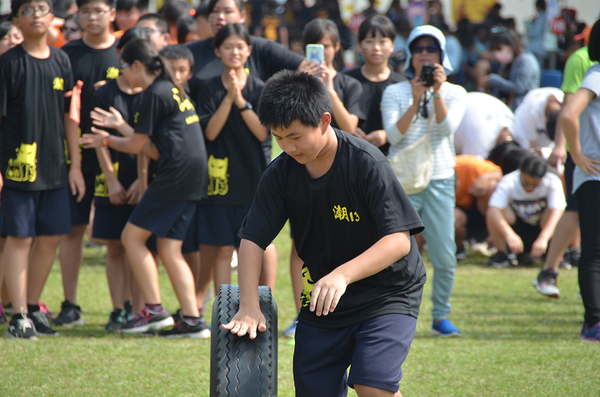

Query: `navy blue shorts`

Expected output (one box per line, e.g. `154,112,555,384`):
196,205,250,247
293,313,417,396
128,195,196,241
564,153,577,211
0,187,71,237
68,171,96,225
146,214,199,253
93,204,136,240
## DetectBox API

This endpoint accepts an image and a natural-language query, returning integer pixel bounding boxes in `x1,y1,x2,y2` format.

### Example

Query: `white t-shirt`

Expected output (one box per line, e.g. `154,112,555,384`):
489,170,566,226
454,92,514,158
573,64,600,193
511,87,564,150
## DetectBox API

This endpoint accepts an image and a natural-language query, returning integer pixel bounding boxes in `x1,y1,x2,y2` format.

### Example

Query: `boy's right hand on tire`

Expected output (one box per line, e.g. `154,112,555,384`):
222,307,267,340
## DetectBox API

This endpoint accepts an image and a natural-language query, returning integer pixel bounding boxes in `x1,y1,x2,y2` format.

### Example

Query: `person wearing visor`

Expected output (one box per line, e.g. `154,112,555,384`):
382,25,466,337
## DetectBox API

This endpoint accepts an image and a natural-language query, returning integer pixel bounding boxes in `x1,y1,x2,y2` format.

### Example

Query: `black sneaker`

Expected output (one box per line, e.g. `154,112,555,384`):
53,300,83,327
30,310,59,336
105,309,128,332
6,315,37,340
124,301,133,320
567,248,580,268
517,252,536,266
120,306,174,334
158,316,210,339
485,251,518,268
532,269,560,298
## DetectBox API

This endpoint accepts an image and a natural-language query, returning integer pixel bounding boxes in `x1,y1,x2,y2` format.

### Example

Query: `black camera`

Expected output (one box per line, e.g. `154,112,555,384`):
420,64,435,87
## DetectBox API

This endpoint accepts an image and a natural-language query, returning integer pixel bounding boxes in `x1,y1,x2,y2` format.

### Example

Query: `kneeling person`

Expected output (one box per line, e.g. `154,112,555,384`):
486,153,565,267
223,70,426,397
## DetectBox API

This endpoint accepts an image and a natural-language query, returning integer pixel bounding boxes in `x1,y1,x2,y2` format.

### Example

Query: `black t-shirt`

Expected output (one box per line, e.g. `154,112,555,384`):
62,39,120,175
330,73,367,130
92,79,143,206
239,129,426,328
135,78,208,202
197,75,267,206
344,67,404,134
344,67,404,154
186,35,303,100
0,45,74,191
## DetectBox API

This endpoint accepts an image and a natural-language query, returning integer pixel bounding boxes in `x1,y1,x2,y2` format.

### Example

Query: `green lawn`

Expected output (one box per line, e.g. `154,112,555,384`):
0,226,598,396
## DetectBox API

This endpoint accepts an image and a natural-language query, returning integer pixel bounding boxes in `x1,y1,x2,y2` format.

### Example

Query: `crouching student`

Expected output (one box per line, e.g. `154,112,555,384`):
486,153,565,268
223,70,426,397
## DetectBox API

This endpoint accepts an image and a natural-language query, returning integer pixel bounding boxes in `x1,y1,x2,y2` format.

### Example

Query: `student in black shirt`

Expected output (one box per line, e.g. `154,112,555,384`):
57,0,120,328
345,14,405,154
80,39,208,338
88,33,144,332
302,18,366,135
196,23,271,313
223,71,426,397
0,0,84,339
186,0,312,101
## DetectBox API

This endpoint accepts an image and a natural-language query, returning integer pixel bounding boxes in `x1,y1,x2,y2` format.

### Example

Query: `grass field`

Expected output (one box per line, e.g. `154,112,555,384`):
0,225,598,397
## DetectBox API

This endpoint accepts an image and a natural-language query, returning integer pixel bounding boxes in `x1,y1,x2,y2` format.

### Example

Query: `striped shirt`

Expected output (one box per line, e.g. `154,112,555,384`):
382,81,467,180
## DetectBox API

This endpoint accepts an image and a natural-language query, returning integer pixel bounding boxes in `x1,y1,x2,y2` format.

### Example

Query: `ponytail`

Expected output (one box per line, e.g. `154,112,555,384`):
120,38,185,98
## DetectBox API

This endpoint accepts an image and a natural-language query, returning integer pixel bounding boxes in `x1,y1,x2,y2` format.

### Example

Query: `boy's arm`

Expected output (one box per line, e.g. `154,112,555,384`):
487,205,524,254
310,231,410,317
65,116,86,202
222,238,267,339
95,146,126,205
531,207,564,258
80,127,149,155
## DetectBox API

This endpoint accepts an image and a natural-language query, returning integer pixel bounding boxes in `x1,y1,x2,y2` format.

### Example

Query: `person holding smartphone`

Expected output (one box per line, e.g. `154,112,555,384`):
381,25,467,337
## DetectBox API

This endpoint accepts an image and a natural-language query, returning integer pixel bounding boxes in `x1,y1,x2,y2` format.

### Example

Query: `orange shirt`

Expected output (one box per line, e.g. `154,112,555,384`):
455,155,501,210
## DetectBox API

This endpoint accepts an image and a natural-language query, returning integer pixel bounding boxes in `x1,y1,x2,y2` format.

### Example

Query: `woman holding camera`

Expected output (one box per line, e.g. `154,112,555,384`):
381,25,467,337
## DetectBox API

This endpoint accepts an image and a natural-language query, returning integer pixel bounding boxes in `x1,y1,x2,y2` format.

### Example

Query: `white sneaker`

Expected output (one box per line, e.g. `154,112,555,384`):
532,269,560,298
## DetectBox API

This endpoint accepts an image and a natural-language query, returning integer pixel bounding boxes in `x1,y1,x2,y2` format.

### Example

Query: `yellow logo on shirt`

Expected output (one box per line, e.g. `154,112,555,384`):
133,112,139,124
95,162,119,197
172,88,195,112
300,267,315,307
6,142,37,182
53,77,64,91
106,67,119,80
333,205,360,222
207,155,229,196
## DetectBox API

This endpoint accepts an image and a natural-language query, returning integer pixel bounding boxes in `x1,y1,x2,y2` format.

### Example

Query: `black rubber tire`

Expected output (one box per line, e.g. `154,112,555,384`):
210,284,278,397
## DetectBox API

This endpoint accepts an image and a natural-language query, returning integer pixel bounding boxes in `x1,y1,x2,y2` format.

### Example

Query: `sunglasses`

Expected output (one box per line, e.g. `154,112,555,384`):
412,45,440,54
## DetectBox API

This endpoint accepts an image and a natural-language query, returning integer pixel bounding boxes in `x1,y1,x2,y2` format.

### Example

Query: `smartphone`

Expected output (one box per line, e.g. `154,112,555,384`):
306,43,324,66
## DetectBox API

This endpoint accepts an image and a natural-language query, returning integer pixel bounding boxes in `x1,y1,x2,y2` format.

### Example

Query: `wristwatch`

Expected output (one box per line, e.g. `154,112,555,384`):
239,102,253,112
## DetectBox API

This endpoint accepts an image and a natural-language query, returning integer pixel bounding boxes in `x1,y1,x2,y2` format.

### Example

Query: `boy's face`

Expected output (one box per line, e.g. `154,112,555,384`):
13,1,54,37
272,116,331,165
116,7,142,31
165,58,192,88
0,24,24,55
520,173,542,193
78,1,116,36
359,31,394,66
137,19,169,51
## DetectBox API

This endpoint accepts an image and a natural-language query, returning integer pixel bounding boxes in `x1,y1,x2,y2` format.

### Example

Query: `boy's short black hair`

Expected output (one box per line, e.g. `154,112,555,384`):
159,43,194,71
258,70,332,131
487,140,530,175
588,20,600,63
302,18,340,47
0,21,13,40
358,14,396,43
213,23,250,49
76,0,115,10
137,13,170,34
116,0,148,12
159,0,192,24
519,153,547,179
11,0,52,15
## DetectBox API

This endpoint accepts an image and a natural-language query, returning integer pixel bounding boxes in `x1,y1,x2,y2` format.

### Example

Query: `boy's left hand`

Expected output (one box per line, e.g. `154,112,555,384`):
310,271,347,316
68,166,86,203
80,127,110,149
